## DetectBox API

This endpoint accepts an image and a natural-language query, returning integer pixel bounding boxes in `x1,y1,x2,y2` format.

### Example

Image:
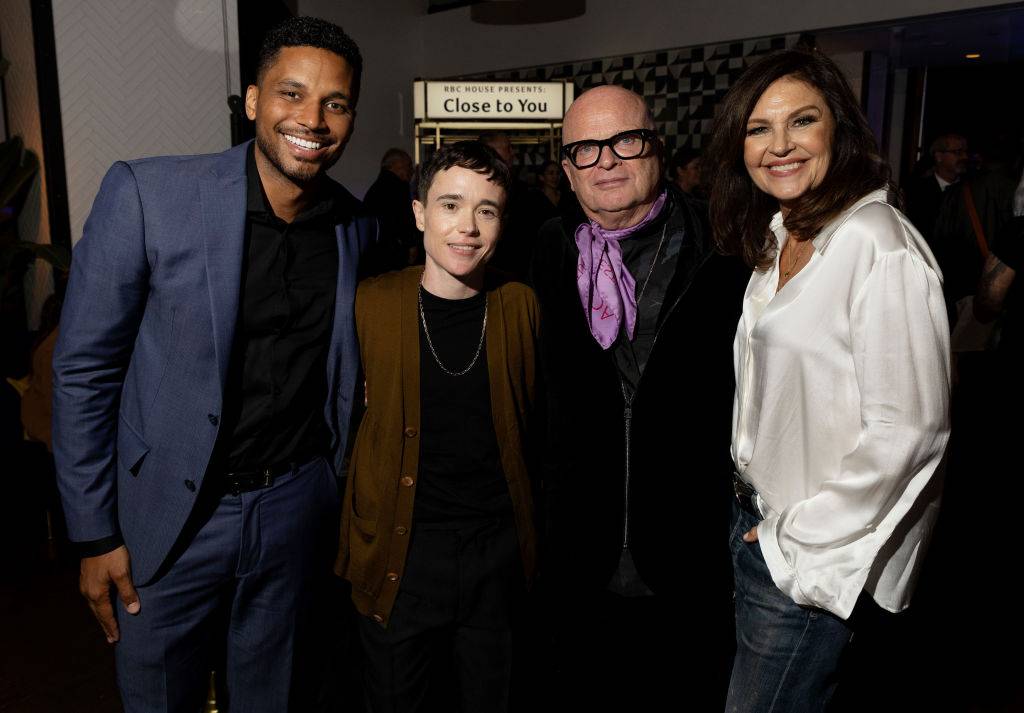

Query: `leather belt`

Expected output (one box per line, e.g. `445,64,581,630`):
732,471,763,519
222,461,297,496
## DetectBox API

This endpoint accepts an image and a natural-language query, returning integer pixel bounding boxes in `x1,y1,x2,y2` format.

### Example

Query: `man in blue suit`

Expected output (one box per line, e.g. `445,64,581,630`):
53,17,373,712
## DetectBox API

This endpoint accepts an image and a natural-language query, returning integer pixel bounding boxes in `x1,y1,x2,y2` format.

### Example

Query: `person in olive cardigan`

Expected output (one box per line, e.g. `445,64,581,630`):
335,142,540,712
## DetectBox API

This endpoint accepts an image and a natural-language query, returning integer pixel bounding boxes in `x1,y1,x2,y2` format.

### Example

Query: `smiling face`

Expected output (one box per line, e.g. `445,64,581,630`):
743,76,835,213
245,45,355,187
414,166,507,299
561,86,662,229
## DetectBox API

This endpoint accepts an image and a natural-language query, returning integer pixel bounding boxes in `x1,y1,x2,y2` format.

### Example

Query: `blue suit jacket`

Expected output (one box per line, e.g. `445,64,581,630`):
53,141,375,584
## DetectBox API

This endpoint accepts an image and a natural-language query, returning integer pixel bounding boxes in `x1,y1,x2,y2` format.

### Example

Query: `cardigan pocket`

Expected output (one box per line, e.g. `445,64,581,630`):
349,418,389,524
352,512,377,537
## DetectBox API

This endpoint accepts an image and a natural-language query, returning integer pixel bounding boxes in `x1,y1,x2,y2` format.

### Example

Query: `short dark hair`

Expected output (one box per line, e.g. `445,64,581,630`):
929,133,966,158
256,17,363,105
380,147,412,168
669,148,700,176
418,141,512,203
705,47,890,270
537,159,559,175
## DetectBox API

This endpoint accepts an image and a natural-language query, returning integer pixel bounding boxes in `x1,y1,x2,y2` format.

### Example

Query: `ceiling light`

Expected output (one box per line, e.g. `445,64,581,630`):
965,53,981,59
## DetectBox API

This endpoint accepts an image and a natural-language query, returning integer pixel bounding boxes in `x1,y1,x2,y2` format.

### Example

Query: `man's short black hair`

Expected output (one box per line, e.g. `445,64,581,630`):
418,141,512,202
256,17,363,104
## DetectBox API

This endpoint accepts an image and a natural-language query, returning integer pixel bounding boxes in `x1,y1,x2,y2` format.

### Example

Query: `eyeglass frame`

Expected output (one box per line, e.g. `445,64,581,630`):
560,129,661,169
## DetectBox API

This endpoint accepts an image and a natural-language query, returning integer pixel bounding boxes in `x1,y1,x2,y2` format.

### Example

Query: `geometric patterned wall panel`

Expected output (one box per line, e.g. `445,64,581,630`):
465,33,799,168
53,0,233,244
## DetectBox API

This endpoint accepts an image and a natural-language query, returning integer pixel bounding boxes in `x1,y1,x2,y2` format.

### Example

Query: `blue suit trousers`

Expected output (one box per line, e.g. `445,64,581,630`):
114,458,340,712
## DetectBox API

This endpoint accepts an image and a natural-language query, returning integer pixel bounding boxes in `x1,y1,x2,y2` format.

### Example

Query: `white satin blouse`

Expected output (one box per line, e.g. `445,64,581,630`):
731,190,951,620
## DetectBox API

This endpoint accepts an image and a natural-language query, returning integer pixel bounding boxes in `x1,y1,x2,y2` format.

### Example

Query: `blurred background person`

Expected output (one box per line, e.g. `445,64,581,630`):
668,147,704,199
362,147,422,274
904,133,968,251
480,131,532,281
706,47,950,712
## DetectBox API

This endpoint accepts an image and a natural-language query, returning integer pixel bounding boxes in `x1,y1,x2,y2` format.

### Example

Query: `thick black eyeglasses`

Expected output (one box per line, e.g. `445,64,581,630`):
561,129,659,169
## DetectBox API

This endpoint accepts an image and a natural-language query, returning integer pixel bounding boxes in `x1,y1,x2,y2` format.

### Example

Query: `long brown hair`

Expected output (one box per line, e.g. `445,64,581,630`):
705,47,891,270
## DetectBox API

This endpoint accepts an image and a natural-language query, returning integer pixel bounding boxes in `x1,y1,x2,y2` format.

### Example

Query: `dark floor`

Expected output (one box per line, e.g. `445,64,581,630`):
3,449,1024,712
5,533,1024,713
1,547,121,712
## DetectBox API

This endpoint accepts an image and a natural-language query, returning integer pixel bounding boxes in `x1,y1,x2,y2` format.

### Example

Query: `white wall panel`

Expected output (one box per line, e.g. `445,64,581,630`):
52,0,234,244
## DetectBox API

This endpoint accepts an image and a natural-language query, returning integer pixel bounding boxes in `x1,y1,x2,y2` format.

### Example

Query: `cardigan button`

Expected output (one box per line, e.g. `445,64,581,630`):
400,476,415,487
386,572,400,582
394,526,408,535
403,427,417,438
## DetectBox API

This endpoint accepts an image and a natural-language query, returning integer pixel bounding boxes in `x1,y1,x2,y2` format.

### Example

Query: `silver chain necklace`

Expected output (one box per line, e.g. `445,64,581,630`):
418,282,488,377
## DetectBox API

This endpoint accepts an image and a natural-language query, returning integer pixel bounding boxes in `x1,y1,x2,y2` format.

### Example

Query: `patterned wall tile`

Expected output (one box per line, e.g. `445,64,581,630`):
464,33,799,168
52,0,233,244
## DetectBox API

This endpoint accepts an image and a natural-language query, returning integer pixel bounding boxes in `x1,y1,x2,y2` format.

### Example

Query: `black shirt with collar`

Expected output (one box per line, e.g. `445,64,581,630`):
214,145,341,473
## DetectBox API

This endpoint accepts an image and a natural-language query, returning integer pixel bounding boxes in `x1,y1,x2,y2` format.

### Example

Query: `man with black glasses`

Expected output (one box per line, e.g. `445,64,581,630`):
531,85,746,708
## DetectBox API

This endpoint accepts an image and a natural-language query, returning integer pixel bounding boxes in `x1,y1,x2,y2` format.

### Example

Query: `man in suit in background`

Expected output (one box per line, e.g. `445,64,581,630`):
53,17,373,712
905,132,968,249
362,147,421,274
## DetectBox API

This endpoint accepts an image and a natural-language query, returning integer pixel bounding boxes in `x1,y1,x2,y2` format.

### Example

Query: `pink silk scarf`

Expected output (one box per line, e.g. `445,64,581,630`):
574,190,668,349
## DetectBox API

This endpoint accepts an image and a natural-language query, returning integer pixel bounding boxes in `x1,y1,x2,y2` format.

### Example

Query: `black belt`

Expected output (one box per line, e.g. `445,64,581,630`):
732,471,762,519
222,461,298,496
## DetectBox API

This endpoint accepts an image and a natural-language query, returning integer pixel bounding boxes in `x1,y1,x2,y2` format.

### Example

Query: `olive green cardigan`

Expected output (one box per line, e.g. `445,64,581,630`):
335,266,540,625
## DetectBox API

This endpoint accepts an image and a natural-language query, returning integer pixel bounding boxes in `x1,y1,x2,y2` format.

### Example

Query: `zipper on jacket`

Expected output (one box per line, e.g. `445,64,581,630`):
615,247,711,551
620,379,634,551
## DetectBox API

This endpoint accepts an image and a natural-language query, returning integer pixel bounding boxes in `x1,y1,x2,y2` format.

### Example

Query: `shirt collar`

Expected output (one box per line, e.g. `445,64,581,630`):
769,188,890,255
245,144,339,224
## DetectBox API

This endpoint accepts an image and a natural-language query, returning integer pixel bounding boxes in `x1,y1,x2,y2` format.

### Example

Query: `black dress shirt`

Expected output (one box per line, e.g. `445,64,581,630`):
214,146,340,473
612,194,685,399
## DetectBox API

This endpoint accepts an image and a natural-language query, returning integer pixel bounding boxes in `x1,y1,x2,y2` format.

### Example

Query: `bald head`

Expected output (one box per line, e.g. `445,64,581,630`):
560,85,663,230
563,86,655,143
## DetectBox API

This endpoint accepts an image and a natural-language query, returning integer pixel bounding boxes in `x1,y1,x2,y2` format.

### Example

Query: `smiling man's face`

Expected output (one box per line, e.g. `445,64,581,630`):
245,45,356,186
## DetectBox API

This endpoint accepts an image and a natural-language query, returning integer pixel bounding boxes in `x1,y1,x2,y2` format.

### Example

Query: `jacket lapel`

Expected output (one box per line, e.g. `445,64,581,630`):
200,142,249,391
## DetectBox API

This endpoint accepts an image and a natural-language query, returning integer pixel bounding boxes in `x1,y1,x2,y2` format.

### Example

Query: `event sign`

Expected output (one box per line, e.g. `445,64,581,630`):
414,81,573,120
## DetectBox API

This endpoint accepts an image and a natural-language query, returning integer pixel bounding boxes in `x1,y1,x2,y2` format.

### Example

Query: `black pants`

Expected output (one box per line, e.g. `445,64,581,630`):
548,588,734,711
357,517,522,713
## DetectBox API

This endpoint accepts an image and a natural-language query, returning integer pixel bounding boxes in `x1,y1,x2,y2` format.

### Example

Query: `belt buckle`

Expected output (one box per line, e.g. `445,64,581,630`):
225,467,276,496
732,471,761,518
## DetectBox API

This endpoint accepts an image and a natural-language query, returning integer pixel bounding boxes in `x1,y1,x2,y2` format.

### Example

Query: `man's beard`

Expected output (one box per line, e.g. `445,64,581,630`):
256,130,330,187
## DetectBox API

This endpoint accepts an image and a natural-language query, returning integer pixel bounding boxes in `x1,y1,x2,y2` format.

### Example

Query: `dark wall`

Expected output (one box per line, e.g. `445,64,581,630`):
233,0,295,145
923,61,1024,171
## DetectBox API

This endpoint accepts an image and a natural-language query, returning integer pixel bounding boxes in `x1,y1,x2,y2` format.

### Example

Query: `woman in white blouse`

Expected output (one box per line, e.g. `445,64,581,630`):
706,48,951,712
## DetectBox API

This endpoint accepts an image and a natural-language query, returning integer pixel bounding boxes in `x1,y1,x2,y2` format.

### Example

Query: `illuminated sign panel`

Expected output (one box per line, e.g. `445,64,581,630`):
414,81,573,120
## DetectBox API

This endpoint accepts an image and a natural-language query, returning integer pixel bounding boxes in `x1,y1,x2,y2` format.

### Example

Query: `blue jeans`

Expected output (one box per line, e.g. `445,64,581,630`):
725,501,852,713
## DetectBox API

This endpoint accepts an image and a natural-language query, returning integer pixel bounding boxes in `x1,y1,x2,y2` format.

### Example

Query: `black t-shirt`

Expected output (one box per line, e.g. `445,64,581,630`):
416,287,510,523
